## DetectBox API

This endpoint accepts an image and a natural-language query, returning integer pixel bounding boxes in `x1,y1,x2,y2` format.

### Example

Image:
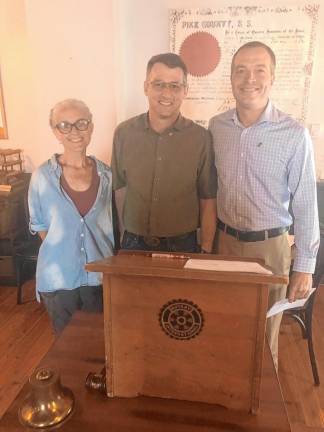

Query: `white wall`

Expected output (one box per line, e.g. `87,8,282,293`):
0,0,36,169
0,0,116,170
1,0,324,175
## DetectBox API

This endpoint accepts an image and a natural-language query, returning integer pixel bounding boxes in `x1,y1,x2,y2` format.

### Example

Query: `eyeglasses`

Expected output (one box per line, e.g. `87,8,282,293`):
54,118,91,134
149,81,186,93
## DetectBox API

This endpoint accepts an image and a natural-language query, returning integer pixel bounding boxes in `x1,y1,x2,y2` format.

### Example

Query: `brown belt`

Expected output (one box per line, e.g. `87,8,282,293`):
143,231,196,247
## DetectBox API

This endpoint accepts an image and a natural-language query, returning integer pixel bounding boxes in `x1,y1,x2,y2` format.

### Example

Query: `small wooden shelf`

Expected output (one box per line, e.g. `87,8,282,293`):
0,149,24,185
0,148,23,172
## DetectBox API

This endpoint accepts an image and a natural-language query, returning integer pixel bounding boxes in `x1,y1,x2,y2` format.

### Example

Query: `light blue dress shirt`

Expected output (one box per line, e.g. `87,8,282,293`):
209,101,319,273
28,154,114,299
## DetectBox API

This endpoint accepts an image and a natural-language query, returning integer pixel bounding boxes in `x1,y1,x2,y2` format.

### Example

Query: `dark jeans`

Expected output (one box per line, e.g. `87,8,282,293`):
121,230,198,253
40,285,103,334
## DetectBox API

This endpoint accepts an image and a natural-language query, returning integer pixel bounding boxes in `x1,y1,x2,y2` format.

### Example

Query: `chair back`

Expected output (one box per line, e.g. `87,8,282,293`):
310,226,324,308
13,181,41,253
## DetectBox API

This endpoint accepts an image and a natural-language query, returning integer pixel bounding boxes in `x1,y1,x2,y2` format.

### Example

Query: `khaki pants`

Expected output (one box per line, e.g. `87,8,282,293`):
214,229,291,369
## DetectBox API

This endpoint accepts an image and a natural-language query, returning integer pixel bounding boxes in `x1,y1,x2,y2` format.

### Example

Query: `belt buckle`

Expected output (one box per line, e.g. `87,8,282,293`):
144,236,160,247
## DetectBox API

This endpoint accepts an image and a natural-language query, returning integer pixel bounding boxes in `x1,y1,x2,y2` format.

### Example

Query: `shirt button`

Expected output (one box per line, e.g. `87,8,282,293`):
241,153,244,157
81,247,84,251
169,132,173,136
80,218,84,222
157,157,162,161
81,233,84,237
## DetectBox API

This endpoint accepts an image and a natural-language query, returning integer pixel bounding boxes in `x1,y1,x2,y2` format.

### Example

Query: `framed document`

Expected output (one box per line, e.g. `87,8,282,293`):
0,68,8,139
169,5,320,127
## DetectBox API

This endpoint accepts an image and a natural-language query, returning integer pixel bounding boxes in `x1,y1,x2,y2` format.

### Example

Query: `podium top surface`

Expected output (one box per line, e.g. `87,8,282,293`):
86,251,288,285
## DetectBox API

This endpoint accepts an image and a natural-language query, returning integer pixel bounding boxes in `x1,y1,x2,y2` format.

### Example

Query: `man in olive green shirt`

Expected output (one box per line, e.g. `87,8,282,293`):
111,53,217,253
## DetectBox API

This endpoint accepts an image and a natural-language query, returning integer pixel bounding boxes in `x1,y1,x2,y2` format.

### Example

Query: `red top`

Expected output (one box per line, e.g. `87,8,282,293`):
60,164,99,216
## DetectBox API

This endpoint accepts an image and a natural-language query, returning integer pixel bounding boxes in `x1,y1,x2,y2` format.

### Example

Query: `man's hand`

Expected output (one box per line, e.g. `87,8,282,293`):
199,198,217,253
288,271,313,302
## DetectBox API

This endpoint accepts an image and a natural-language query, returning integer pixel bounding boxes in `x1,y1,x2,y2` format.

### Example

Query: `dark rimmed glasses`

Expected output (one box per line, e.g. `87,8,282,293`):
149,80,187,93
54,118,91,134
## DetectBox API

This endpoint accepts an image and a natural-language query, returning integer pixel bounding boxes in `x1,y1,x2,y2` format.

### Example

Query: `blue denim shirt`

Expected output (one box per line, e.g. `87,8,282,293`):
28,154,114,299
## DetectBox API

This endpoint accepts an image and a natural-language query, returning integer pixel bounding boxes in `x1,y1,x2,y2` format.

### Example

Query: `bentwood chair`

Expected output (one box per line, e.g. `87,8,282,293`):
284,224,324,386
13,189,41,304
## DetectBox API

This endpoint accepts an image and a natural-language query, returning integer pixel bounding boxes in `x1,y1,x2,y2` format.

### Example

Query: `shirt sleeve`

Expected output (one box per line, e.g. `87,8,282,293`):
197,129,218,199
28,170,48,233
111,126,126,191
288,127,320,273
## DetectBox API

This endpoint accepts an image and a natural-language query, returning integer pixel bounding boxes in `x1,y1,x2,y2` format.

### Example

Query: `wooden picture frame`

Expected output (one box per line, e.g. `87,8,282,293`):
0,69,8,139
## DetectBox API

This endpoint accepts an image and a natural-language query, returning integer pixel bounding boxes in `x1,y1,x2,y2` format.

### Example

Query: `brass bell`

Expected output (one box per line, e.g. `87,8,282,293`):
18,367,74,429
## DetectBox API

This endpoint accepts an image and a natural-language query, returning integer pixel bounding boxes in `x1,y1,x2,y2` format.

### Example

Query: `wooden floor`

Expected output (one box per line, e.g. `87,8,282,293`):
0,280,55,419
0,280,323,431
278,285,324,431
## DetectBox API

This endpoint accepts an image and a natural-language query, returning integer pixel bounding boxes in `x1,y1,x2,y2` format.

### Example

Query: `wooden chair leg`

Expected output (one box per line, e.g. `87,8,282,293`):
305,305,320,386
291,311,307,338
16,259,25,305
307,336,320,385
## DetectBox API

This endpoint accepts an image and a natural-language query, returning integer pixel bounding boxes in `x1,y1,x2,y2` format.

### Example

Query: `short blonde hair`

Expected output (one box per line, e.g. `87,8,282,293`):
49,99,92,127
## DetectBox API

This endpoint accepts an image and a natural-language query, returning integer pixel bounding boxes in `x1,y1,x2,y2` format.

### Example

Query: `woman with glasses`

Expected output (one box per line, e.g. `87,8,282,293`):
28,99,114,333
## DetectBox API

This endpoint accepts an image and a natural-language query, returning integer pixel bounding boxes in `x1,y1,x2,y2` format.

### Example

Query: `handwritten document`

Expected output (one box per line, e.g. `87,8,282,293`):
184,259,273,275
170,5,319,127
266,288,316,318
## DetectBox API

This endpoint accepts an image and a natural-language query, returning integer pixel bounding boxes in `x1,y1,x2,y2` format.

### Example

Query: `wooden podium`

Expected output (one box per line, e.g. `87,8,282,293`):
86,252,288,414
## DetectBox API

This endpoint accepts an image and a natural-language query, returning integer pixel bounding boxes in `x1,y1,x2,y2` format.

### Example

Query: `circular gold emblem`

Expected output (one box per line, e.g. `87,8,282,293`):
159,299,204,340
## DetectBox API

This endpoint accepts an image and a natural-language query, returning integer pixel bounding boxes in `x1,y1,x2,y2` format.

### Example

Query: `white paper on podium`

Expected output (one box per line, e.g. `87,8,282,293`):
266,288,316,318
184,259,273,275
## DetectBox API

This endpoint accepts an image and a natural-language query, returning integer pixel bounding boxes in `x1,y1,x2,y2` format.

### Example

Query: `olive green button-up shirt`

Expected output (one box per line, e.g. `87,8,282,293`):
111,113,217,237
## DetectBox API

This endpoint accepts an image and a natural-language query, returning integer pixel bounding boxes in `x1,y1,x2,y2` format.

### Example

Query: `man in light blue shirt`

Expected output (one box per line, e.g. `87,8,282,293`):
209,41,319,367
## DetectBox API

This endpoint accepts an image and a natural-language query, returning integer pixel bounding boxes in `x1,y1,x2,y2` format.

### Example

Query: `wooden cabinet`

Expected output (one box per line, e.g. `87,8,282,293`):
86,252,288,414
0,173,30,283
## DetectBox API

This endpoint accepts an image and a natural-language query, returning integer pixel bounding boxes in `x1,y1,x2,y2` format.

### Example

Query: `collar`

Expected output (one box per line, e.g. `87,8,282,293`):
143,112,188,132
48,154,61,172
48,154,103,175
232,100,279,127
